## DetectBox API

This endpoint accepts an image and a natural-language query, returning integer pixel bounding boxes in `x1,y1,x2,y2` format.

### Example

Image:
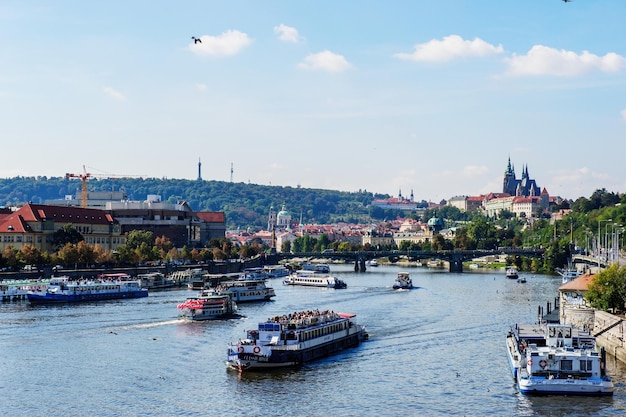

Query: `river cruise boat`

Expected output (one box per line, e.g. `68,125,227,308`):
177,293,238,321
301,263,331,274
1,279,49,302
283,272,347,289
137,272,175,290
392,272,413,290
226,309,368,372
27,276,148,304
263,265,290,279
506,322,613,395
240,267,270,281
505,266,519,279
203,279,276,303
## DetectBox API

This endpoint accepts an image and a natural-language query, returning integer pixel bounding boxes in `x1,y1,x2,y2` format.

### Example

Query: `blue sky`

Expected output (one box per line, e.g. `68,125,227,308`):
2,1,626,203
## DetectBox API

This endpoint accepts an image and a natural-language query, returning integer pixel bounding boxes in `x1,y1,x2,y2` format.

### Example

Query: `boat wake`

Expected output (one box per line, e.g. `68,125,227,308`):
109,319,180,331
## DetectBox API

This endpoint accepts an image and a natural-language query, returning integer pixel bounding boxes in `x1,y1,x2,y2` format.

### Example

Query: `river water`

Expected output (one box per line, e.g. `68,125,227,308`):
1,265,625,417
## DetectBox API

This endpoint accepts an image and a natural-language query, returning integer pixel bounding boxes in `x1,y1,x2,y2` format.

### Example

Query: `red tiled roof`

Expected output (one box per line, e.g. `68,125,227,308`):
558,273,595,292
196,212,225,223
9,204,114,225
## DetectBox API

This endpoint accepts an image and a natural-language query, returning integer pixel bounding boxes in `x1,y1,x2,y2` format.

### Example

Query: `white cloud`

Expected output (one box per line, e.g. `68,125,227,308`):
274,24,300,43
196,83,208,91
189,30,252,56
394,35,503,62
103,86,125,101
463,165,489,176
298,50,351,73
621,109,626,120
505,45,626,77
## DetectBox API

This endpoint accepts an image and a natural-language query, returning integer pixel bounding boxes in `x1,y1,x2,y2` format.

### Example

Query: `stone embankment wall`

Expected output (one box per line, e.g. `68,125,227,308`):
594,310,626,364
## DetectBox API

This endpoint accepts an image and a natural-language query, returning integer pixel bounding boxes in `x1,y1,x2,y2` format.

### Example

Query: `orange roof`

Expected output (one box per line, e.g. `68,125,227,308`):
196,212,225,223
558,272,595,292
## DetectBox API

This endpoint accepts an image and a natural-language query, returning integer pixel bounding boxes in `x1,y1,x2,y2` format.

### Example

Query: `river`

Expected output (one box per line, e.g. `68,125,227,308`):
1,265,625,416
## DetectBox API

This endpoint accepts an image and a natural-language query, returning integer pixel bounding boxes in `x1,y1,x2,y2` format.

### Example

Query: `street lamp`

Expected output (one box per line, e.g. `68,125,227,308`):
598,219,612,269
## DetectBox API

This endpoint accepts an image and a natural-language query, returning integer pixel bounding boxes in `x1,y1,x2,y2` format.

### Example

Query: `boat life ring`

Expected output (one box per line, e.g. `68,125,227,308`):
237,346,244,354
253,346,261,354
539,359,547,369
519,344,525,352
527,359,533,366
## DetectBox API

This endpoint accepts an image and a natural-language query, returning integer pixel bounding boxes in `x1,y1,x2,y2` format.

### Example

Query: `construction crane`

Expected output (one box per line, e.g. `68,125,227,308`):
65,165,141,208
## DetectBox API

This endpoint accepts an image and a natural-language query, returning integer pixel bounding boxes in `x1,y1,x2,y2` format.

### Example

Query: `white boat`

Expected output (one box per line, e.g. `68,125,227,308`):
283,271,347,289
556,264,582,284
506,323,613,396
204,279,276,302
263,265,290,279
240,267,270,281
1,279,50,301
137,272,175,290
27,276,148,304
226,309,368,372
368,259,379,267
392,272,413,290
505,267,519,279
177,293,238,321
301,263,331,274
169,268,205,287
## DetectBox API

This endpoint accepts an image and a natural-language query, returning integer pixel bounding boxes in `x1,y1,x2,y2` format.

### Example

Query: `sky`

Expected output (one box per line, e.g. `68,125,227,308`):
2,1,626,203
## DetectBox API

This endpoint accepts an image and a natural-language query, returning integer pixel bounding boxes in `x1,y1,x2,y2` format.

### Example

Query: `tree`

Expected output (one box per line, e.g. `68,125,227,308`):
52,224,84,249
585,264,626,311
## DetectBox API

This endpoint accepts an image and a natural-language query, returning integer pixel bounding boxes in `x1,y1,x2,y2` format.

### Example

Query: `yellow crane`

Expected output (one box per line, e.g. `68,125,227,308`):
65,165,140,208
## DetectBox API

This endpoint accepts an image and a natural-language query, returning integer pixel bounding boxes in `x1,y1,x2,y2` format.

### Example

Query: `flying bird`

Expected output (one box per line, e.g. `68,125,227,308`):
191,36,202,44
562,0,572,3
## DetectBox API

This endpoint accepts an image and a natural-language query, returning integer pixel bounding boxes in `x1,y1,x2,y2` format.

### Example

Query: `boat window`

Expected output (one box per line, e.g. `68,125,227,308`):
560,360,573,371
580,360,593,371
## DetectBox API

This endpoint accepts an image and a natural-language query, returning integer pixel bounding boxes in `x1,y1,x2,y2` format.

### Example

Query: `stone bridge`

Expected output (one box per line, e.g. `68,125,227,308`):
269,248,545,272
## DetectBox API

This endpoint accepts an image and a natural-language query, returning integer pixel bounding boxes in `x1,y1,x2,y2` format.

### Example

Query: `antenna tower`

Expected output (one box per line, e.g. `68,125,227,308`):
230,163,233,182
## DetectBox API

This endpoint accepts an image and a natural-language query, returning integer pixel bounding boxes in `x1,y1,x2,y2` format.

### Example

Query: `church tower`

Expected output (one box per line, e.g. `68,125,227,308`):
503,157,516,195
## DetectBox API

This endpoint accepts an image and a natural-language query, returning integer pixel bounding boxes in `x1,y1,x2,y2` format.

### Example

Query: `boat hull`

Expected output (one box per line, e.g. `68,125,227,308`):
227,330,366,372
518,377,614,396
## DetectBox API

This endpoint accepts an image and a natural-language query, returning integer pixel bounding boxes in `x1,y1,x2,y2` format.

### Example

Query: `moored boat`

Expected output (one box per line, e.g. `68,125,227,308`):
506,322,613,395
226,309,368,372
137,272,175,290
263,265,290,279
368,259,379,267
506,266,519,279
177,293,238,321
27,276,148,304
392,272,413,290
283,272,347,289
203,279,276,303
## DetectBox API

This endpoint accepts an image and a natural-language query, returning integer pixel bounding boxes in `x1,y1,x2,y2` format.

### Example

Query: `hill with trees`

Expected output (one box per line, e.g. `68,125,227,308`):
0,176,415,230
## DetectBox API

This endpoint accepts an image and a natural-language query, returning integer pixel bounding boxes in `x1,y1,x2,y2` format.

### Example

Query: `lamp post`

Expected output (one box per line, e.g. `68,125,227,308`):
598,219,612,269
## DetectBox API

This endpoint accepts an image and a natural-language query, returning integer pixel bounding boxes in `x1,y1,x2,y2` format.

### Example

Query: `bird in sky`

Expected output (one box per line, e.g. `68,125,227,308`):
562,0,572,3
191,36,201,44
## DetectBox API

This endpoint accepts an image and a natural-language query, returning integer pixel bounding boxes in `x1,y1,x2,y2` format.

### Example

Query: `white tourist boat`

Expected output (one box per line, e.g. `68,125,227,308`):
283,271,347,289
240,267,270,281
505,323,613,395
392,272,413,290
204,279,276,302
137,272,175,290
263,265,290,279
27,275,148,304
1,279,50,301
177,293,238,321
226,309,368,372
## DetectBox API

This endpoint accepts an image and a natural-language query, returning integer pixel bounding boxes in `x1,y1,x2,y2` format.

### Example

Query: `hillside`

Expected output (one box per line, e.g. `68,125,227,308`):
0,176,396,230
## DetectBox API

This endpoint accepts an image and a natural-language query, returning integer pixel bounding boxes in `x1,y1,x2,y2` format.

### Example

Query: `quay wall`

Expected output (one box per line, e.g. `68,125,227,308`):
594,310,626,364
